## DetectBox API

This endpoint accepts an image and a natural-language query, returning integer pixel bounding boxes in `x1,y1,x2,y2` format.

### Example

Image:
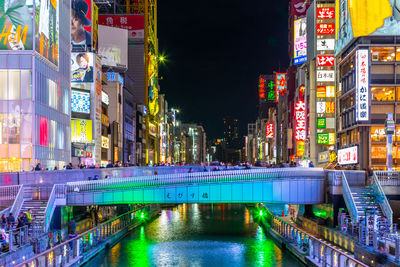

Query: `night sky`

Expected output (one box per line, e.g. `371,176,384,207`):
158,0,290,139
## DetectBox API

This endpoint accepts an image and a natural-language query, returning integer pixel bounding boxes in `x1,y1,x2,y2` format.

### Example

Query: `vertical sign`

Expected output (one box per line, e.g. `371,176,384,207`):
275,73,287,102
355,49,369,121
266,123,274,138
294,18,307,65
295,101,306,141
315,3,336,150
259,77,266,99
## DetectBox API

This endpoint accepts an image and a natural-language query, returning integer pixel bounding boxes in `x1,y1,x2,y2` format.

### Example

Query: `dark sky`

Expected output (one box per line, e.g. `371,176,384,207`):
158,0,290,139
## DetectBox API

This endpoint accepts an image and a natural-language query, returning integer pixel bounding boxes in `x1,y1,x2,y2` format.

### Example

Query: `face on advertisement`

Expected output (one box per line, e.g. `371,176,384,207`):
77,53,89,68
71,0,91,46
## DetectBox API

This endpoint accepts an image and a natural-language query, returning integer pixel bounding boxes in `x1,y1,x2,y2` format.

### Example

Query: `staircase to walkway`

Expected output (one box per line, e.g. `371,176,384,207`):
351,187,386,224
20,200,47,223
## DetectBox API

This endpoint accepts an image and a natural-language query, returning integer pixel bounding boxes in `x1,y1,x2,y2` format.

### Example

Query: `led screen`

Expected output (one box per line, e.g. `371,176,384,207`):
71,0,92,49
35,0,59,66
71,90,90,113
71,52,94,82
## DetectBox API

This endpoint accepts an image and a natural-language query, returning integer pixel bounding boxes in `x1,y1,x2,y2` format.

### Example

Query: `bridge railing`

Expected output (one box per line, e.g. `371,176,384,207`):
374,171,400,186
327,171,342,186
264,208,368,267
16,206,156,267
341,171,359,222
371,172,393,226
44,184,67,232
66,167,324,193
10,185,26,218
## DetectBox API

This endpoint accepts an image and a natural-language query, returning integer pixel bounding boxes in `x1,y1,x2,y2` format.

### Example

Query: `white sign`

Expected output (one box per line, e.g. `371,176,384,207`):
317,39,335,51
101,91,109,105
356,49,369,121
294,18,307,65
338,146,358,165
316,102,326,113
98,25,128,69
317,70,335,82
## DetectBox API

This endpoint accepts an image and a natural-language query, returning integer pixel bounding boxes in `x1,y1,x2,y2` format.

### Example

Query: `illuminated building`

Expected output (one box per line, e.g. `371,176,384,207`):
335,0,400,170
0,1,71,171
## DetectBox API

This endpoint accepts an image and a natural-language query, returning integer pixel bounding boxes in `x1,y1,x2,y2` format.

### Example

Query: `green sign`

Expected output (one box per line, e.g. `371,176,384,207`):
317,133,329,145
317,118,326,129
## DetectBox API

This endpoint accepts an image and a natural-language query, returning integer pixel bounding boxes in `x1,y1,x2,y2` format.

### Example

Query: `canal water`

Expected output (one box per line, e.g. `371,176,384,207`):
87,204,304,267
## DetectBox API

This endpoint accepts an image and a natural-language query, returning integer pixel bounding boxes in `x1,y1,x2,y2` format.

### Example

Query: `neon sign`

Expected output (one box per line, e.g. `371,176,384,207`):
266,123,274,138
275,73,287,102
295,101,306,141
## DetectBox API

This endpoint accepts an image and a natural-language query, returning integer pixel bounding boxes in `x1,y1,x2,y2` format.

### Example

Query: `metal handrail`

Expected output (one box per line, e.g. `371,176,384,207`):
16,207,153,267
267,208,368,267
0,185,22,202
44,184,67,232
372,172,393,225
374,171,400,186
341,171,359,222
66,168,325,193
10,185,25,218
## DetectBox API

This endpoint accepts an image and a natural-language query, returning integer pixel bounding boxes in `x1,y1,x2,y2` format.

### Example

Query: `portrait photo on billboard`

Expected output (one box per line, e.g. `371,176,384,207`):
0,0,34,50
35,0,59,66
71,52,94,82
71,0,92,49
336,0,400,54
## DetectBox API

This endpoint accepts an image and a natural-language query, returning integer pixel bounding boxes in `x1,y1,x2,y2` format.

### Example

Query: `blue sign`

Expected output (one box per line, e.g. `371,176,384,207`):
71,90,90,113
107,72,124,85
294,56,307,65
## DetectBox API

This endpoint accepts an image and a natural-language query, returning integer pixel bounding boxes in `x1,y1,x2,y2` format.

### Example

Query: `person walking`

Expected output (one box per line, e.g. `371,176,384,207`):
25,209,32,230
0,214,6,229
34,163,41,171
6,213,15,230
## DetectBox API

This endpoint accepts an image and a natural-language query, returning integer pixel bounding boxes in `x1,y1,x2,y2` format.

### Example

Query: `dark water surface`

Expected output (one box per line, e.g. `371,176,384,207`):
87,204,304,267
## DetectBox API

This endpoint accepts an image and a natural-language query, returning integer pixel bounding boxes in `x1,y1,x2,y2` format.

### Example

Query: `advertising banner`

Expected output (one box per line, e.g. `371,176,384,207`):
275,73,287,102
316,70,335,82
356,49,369,121
294,18,307,65
316,23,335,35
98,25,128,69
98,14,144,40
317,7,335,19
317,55,335,66
336,0,399,54
295,100,306,141
71,0,92,49
71,119,93,143
71,52,94,82
71,90,90,113
338,146,358,165
0,2,33,50
35,0,59,66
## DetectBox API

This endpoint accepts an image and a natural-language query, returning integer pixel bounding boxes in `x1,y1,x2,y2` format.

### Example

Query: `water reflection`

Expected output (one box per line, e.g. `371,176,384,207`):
88,204,303,267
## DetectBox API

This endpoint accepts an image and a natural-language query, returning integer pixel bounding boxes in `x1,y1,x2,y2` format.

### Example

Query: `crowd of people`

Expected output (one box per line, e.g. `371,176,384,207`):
0,209,33,251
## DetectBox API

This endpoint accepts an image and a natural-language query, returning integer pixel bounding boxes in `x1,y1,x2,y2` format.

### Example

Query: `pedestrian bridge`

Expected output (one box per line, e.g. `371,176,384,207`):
65,168,325,205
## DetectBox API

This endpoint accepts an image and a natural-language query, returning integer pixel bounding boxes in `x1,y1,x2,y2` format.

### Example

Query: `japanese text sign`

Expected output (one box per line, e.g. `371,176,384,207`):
266,123,274,138
356,49,369,121
295,101,306,141
317,23,335,35
317,55,335,66
316,7,335,20
275,73,287,102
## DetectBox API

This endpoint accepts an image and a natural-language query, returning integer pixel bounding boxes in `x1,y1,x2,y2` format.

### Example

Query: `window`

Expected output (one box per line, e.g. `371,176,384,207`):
8,70,20,100
371,47,395,62
371,87,395,101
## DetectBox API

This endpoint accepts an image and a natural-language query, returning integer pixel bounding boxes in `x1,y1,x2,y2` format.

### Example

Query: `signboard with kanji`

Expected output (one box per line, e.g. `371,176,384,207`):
316,7,335,20
317,55,335,66
317,23,335,35
266,123,274,138
295,101,306,141
356,49,369,121
275,73,287,102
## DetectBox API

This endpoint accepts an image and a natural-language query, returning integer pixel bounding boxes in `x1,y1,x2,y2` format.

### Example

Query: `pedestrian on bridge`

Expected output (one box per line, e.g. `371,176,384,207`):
6,213,15,230
0,215,6,229
25,209,32,230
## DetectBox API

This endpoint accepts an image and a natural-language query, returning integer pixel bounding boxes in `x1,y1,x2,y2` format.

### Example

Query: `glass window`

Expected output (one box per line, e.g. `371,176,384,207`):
8,70,20,100
371,47,395,62
7,114,20,144
20,70,31,100
20,115,32,143
0,114,6,144
0,71,6,100
371,87,395,101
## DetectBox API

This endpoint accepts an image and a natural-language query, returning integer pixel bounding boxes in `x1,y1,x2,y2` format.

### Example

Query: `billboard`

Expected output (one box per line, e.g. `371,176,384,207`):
71,90,90,113
295,100,306,141
356,49,369,121
335,0,399,54
0,2,33,50
71,52,94,82
71,119,93,143
98,14,144,40
71,0,92,49
291,0,310,18
266,123,274,138
98,25,128,69
338,146,358,165
35,0,59,66
294,18,307,65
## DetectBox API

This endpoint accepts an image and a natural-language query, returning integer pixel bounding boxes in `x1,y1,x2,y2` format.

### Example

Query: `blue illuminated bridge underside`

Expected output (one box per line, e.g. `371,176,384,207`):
66,168,325,205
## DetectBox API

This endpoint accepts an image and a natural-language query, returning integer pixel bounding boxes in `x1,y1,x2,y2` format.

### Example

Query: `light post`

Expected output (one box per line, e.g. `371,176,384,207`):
385,113,395,171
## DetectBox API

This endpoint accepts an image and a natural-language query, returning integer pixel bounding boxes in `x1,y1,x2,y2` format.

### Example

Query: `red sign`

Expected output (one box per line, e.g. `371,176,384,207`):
295,101,306,141
266,123,274,138
86,152,93,158
291,0,310,18
259,78,266,99
275,73,287,101
317,23,335,35
316,8,335,20
98,15,144,39
317,55,335,66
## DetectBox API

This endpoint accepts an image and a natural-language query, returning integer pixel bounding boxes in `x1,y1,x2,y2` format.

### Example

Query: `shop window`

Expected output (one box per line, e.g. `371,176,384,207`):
7,114,20,144
371,127,386,142
0,71,6,100
8,70,20,100
396,47,400,61
371,47,395,62
20,70,31,100
371,87,395,101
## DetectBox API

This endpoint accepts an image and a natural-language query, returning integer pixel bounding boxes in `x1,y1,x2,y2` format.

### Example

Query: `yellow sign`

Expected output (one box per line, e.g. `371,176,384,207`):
329,133,335,145
71,119,92,143
297,141,305,157
101,136,109,149
101,114,109,126
330,151,337,162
